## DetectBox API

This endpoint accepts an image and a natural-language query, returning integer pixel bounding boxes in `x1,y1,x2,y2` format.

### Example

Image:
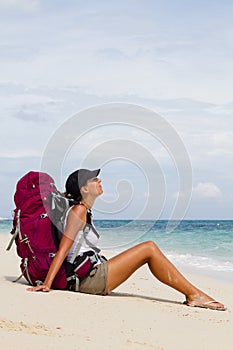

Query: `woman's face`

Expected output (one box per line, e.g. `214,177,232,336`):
86,177,103,197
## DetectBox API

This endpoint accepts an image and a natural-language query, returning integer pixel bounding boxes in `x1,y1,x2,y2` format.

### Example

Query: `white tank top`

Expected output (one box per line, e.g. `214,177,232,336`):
66,224,100,262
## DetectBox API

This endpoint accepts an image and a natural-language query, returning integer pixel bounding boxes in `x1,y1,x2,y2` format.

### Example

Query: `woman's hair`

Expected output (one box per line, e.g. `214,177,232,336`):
65,170,82,202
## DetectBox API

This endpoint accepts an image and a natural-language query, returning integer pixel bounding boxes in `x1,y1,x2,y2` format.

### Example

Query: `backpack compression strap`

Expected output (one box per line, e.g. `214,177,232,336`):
6,210,22,251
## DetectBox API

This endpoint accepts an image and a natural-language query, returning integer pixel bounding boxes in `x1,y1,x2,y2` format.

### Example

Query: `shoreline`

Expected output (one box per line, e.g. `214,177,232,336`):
1,235,233,350
102,246,233,285
167,259,233,285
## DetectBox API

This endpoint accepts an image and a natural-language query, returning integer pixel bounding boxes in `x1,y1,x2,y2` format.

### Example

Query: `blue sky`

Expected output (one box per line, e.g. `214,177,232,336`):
0,0,232,220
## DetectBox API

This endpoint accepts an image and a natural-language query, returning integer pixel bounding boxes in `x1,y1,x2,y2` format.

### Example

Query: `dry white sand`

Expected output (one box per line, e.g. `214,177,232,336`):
1,235,232,350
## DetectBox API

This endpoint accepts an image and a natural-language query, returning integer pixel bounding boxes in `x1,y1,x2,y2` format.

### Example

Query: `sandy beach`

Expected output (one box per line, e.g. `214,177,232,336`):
1,234,232,350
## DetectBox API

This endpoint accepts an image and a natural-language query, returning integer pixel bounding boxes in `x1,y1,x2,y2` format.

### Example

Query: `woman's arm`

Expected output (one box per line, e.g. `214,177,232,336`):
27,204,87,292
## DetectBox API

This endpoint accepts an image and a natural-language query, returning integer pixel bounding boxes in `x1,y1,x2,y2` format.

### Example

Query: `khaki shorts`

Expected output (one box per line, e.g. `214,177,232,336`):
78,261,108,295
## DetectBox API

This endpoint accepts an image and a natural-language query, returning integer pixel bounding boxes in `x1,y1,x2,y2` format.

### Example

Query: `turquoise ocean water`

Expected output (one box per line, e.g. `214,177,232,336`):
1,219,233,281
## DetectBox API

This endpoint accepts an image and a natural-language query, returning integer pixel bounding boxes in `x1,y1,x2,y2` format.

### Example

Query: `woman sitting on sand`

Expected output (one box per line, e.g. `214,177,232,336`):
28,169,226,311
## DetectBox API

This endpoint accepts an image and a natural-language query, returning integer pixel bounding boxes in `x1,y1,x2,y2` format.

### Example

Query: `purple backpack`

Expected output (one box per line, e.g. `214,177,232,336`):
7,171,68,289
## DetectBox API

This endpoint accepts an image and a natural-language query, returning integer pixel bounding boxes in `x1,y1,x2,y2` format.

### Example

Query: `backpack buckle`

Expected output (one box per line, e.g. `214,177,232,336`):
40,213,48,219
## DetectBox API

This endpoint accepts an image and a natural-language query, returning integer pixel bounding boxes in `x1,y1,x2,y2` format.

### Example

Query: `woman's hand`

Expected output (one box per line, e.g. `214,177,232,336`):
27,284,50,292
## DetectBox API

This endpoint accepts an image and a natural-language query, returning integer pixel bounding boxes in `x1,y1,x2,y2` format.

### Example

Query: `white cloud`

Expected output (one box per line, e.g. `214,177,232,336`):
0,150,41,158
192,182,222,199
0,93,57,107
205,105,233,116
0,0,39,12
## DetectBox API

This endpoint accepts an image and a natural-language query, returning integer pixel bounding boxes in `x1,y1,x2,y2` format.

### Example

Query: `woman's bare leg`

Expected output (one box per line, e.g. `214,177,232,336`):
106,241,225,309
